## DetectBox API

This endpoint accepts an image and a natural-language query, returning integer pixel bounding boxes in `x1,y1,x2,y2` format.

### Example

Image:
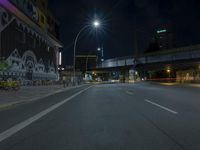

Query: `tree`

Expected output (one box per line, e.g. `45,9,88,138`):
0,58,9,71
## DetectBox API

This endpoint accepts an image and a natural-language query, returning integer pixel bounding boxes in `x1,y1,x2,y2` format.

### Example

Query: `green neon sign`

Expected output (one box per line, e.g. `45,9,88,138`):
157,29,167,34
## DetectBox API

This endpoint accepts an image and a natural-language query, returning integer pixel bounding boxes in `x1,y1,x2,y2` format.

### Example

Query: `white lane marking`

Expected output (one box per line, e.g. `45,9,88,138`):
145,99,178,115
126,91,134,95
0,86,93,143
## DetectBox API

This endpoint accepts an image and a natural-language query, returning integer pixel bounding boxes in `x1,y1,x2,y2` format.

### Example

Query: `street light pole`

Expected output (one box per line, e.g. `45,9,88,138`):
73,20,100,86
85,50,91,73
73,25,89,85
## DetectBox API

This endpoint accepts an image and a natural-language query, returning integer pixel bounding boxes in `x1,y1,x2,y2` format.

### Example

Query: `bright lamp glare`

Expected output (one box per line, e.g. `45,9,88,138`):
167,69,171,73
93,20,100,27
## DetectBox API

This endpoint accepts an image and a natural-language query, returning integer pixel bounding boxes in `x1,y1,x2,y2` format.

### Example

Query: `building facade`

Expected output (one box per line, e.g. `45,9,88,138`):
0,0,63,81
156,29,173,50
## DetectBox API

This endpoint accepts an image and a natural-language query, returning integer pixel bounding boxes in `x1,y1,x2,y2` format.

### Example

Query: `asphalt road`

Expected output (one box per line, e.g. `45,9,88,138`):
0,82,200,150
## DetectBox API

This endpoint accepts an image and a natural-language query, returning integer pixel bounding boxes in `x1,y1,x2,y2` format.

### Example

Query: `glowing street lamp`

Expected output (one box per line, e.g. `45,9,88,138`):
93,20,100,27
167,68,171,79
167,69,171,73
73,20,101,85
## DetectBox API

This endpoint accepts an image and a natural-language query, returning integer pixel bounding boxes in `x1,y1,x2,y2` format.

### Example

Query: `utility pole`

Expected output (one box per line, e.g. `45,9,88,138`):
133,18,138,82
101,45,104,60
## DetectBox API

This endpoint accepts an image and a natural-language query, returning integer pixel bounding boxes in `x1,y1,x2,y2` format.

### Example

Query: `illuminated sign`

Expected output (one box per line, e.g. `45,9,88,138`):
59,52,62,65
157,29,167,34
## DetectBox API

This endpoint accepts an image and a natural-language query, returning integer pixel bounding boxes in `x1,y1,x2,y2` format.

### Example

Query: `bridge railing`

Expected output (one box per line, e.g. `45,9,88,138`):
97,45,200,68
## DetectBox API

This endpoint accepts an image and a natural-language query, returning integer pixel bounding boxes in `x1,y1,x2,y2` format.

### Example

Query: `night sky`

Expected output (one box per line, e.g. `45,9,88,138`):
49,0,200,66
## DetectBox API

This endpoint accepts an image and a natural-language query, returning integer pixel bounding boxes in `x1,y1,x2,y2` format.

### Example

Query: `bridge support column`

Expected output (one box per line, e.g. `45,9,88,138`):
129,69,141,83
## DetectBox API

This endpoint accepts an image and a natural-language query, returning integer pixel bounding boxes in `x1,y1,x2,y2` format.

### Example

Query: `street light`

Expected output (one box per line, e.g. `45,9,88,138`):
167,69,171,79
167,69,171,73
73,20,100,85
93,21,100,27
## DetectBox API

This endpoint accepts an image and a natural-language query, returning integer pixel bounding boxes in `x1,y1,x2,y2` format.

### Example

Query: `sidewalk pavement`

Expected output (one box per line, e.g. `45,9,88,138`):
0,84,86,110
185,83,200,88
148,81,200,88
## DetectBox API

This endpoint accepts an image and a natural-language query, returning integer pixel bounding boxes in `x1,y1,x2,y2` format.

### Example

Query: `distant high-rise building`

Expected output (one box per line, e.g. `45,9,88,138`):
156,29,173,50
0,0,63,80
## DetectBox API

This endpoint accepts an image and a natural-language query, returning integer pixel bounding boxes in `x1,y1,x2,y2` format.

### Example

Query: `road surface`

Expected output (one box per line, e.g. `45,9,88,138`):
0,82,200,150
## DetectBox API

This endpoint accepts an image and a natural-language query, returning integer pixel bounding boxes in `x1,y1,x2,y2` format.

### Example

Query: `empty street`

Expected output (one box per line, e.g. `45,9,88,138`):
0,83,200,150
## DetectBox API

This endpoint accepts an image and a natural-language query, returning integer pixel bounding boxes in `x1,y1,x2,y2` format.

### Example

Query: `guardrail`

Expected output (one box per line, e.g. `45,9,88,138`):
98,48,200,68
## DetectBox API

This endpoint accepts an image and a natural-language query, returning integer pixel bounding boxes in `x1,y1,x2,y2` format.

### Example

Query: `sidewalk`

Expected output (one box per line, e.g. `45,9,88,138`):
148,81,200,88
182,83,200,88
0,84,86,110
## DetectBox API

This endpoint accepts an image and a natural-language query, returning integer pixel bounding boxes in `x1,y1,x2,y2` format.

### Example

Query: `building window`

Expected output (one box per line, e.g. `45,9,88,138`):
42,2,45,8
47,46,50,52
47,16,51,25
41,15,45,24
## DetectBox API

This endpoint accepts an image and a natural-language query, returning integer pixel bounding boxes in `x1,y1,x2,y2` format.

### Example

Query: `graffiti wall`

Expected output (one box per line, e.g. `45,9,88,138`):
0,6,58,80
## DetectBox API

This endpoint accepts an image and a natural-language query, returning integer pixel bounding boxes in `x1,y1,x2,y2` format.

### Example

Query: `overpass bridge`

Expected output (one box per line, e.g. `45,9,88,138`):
97,44,200,70
93,45,200,83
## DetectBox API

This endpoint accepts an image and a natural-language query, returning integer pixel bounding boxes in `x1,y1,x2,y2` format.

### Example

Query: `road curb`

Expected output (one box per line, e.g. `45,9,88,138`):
0,101,27,111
